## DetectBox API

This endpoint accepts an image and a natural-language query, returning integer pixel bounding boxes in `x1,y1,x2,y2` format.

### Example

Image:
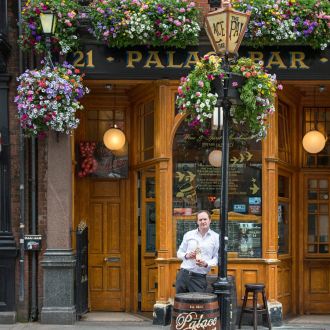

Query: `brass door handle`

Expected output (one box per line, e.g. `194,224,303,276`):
104,257,120,263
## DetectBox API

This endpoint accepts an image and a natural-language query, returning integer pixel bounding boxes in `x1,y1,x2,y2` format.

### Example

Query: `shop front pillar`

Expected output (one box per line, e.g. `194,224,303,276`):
0,74,17,324
152,82,174,325
262,105,282,325
40,133,76,324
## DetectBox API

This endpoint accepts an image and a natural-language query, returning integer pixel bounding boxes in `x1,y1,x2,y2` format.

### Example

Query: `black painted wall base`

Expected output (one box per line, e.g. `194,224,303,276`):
0,233,17,323
153,302,172,326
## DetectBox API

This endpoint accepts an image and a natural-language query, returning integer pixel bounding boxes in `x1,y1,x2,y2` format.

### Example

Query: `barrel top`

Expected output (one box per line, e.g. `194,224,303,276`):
175,292,217,300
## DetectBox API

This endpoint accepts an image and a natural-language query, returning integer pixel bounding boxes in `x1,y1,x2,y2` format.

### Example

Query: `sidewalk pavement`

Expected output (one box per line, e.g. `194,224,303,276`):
0,322,330,330
1,313,330,330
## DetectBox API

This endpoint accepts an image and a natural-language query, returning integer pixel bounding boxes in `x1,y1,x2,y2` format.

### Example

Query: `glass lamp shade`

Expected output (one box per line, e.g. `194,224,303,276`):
40,12,57,35
208,150,222,167
302,130,326,154
103,128,126,151
112,141,128,157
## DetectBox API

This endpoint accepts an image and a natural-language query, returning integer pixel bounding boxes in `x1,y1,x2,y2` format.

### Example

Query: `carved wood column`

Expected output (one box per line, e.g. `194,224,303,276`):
153,82,174,325
262,100,279,301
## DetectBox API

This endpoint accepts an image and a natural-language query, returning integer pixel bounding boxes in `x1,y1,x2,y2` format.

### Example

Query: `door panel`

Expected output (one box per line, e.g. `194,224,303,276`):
141,170,157,311
89,180,126,311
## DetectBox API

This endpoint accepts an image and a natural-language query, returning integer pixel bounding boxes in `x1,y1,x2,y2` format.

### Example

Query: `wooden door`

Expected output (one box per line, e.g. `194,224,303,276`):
89,179,126,311
140,169,157,311
303,175,330,313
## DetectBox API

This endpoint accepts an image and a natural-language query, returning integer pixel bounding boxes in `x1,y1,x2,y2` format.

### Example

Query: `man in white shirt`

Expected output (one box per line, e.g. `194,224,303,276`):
176,210,219,293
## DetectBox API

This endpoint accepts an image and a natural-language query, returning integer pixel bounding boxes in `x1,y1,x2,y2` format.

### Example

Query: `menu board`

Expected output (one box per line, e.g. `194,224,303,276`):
176,219,261,258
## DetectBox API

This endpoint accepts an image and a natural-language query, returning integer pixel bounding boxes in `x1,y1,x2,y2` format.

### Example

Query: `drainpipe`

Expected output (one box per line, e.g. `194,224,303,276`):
30,136,37,321
17,0,25,304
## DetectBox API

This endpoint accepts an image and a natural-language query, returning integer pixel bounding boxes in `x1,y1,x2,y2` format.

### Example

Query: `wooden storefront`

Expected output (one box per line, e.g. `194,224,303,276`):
72,44,330,319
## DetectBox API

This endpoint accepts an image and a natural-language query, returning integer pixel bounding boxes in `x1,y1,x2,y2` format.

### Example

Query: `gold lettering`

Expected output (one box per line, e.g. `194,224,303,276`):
167,51,183,68
73,51,85,68
184,52,200,68
127,51,143,68
144,51,164,68
86,50,95,68
290,51,309,69
266,52,287,69
248,51,263,64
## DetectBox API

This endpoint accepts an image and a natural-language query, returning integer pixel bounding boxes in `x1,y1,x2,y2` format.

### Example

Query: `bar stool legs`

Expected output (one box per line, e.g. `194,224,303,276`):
238,283,272,330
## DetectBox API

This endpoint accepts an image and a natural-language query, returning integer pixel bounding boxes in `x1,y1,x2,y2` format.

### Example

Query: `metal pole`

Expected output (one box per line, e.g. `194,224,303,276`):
18,0,26,304
213,53,232,330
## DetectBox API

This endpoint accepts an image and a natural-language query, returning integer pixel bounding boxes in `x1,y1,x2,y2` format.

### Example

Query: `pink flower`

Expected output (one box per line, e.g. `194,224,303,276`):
65,19,72,27
198,80,204,87
195,92,201,97
232,81,238,87
67,11,76,19
207,74,214,80
278,84,283,90
179,8,186,13
174,20,182,26
178,86,183,95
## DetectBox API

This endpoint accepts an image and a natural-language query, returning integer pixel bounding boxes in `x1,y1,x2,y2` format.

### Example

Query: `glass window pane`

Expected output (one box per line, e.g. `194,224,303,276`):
146,177,155,198
146,202,156,252
320,191,329,200
319,215,328,242
309,180,317,189
308,214,317,243
320,180,328,189
319,245,329,253
308,204,318,213
99,111,113,120
320,204,328,213
308,191,318,200
308,245,317,253
278,202,289,254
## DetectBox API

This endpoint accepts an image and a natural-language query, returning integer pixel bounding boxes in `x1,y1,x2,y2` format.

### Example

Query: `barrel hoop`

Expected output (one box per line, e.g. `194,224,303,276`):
174,297,218,304
173,308,219,314
173,302,218,310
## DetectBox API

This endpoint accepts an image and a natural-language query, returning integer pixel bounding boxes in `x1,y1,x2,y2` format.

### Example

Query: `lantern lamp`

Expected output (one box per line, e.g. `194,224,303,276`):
302,130,327,154
40,11,57,35
204,3,250,56
103,126,126,151
208,150,222,167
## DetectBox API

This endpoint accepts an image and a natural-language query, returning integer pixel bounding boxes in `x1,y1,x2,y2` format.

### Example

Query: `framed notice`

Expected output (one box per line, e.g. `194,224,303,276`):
77,141,128,179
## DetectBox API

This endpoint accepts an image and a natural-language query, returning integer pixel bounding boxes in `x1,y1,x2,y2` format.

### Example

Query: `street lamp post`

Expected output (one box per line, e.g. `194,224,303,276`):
205,2,250,329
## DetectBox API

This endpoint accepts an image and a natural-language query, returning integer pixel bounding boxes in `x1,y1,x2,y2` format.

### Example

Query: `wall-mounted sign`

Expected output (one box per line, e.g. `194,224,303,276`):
24,235,42,251
69,43,330,80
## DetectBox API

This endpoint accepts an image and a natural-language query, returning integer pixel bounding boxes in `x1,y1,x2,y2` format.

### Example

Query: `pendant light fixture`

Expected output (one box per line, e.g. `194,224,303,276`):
103,84,126,151
302,87,327,154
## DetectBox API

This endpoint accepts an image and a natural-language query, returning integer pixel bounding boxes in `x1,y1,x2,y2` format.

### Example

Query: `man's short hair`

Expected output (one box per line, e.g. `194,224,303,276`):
196,210,211,220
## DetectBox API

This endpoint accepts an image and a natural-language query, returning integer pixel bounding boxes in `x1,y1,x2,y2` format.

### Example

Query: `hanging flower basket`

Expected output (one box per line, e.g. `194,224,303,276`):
176,55,282,140
19,0,81,54
88,0,201,48
14,61,89,137
232,0,330,50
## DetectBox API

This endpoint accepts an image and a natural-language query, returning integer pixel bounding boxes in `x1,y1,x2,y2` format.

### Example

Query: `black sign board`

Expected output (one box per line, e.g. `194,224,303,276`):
71,41,330,80
24,235,42,251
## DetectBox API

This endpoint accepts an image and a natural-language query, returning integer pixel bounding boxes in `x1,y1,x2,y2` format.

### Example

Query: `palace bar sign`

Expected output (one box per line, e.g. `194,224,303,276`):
71,45,330,81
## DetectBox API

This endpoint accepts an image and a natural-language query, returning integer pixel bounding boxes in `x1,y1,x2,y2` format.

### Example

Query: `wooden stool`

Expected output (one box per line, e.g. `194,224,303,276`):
238,283,272,330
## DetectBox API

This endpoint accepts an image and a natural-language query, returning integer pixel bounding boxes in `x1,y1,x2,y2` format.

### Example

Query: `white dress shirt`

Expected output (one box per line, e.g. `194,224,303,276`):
177,228,219,275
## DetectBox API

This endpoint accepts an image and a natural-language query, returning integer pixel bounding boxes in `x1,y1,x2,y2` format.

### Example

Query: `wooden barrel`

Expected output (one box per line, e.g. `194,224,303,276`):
171,292,220,330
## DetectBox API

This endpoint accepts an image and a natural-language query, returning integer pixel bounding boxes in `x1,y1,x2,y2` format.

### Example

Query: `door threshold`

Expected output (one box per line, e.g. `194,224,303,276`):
80,312,151,322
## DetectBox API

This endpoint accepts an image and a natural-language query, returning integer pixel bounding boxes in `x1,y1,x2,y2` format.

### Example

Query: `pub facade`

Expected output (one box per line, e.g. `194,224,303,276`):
0,0,330,325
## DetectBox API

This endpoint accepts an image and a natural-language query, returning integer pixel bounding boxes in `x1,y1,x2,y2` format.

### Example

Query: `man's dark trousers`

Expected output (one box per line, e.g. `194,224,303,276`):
175,268,207,293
